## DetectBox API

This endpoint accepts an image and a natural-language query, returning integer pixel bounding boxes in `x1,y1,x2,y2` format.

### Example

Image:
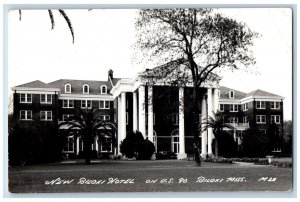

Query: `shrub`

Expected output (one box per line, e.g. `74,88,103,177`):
242,127,270,157
255,160,269,165
9,125,63,165
253,160,292,168
271,161,292,168
156,151,177,160
231,158,260,163
137,139,155,160
113,155,122,160
203,158,233,164
216,131,238,158
120,131,143,158
120,131,155,160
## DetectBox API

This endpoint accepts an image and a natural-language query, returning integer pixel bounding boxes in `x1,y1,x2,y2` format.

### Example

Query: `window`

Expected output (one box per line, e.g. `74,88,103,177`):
62,100,74,108
229,90,234,99
230,104,238,112
237,131,245,138
65,84,71,93
256,101,266,109
172,113,179,125
62,114,74,121
99,101,110,109
272,147,282,152
40,94,52,104
219,104,224,112
237,131,244,146
83,84,89,94
81,100,92,108
40,111,52,121
230,117,238,124
217,90,220,98
243,103,248,111
101,85,107,94
101,135,112,152
271,115,280,124
99,115,110,121
256,115,266,124
271,102,280,109
20,110,32,120
171,130,179,154
243,117,248,124
64,136,74,152
20,94,32,103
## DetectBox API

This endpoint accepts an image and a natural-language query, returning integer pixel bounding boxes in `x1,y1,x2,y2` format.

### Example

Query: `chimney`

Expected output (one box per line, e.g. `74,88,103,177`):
108,69,113,80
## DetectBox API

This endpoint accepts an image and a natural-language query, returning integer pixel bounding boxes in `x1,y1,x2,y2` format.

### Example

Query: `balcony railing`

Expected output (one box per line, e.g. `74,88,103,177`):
226,122,250,128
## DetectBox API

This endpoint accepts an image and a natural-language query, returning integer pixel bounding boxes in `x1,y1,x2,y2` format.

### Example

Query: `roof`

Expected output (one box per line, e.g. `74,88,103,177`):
142,58,221,86
220,86,284,101
245,89,284,99
14,80,53,88
219,86,246,100
48,79,112,95
111,78,122,86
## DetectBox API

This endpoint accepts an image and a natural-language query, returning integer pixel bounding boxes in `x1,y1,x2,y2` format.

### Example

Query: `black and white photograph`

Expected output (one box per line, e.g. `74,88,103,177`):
5,5,294,196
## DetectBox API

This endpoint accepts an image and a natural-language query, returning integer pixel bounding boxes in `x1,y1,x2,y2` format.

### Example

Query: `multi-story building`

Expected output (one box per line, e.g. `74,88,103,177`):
218,86,284,153
11,68,284,159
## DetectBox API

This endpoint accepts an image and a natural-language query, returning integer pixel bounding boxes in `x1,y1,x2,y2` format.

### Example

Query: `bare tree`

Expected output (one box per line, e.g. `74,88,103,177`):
134,9,259,164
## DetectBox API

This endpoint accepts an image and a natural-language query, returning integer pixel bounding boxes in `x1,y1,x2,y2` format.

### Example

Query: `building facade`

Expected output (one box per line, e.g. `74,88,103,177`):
11,68,284,159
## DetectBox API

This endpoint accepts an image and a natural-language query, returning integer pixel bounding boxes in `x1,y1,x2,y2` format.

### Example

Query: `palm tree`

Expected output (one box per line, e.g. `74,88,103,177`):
19,9,74,43
59,108,116,164
201,111,235,157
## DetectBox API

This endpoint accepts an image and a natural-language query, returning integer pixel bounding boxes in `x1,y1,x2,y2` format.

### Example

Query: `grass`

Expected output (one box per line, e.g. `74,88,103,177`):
8,159,292,193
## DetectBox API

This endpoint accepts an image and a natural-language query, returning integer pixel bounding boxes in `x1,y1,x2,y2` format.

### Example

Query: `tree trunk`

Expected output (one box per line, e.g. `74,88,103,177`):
215,138,219,157
84,139,92,164
191,82,201,166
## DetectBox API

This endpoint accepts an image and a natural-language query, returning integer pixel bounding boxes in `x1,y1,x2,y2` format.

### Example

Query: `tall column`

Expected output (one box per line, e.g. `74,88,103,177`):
117,96,122,154
207,88,213,156
95,136,99,151
178,87,187,159
133,91,138,132
148,86,154,142
121,92,126,141
76,137,80,155
138,86,146,138
233,130,237,142
201,96,207,158
213,88,219,113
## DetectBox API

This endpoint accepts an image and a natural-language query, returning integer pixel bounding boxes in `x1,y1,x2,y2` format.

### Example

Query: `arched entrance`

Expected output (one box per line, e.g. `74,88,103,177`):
171,129,179,154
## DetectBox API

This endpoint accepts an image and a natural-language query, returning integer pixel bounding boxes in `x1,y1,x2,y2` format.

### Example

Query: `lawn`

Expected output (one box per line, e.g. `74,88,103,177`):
8,160,292,193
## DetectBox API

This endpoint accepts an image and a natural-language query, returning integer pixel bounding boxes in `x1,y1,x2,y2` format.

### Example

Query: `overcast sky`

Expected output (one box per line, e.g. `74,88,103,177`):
8,8,292,120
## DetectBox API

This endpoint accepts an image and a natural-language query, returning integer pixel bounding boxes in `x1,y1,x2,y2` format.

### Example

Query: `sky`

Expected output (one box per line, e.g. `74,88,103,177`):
8,8,292,120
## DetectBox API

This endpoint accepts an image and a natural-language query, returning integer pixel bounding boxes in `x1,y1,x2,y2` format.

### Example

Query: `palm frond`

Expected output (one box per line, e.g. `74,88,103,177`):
58,9,74,43
18,9,75,43
19,10,21,21
48,10,55,29
201,111,236,133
